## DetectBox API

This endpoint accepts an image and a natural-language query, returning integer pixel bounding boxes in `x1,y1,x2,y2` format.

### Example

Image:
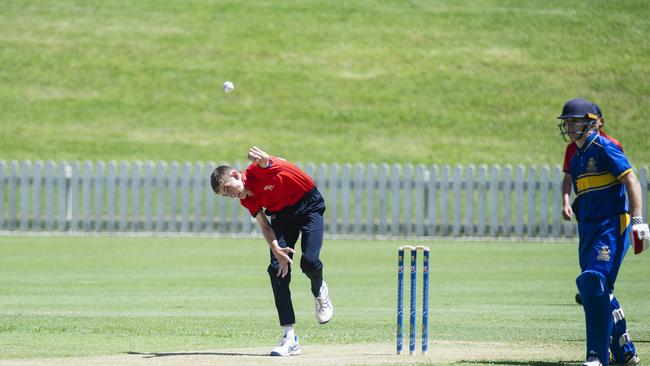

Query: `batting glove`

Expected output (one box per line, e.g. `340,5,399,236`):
632,216,650,255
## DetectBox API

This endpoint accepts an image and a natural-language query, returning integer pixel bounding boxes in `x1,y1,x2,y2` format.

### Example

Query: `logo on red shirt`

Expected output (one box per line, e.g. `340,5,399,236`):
264,185,275,191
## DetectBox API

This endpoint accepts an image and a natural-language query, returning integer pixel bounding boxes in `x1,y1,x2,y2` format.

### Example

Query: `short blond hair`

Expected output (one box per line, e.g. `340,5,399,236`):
210,165,234,194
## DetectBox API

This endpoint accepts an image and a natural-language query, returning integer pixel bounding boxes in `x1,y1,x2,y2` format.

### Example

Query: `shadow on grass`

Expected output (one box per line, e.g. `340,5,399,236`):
460,361,581,366
127,351,268,358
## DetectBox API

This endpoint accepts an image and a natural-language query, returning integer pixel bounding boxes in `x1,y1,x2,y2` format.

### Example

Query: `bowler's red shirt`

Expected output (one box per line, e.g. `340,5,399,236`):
240,157,315,217
562,131,623,173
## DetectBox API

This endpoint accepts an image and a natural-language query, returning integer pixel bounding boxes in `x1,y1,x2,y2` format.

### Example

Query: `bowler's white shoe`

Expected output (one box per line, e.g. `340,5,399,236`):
582,356,603,366
314,281,333,324
270,335,301,356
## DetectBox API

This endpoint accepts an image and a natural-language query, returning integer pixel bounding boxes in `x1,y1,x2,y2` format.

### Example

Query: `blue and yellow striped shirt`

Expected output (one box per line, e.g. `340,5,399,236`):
569,133,631,222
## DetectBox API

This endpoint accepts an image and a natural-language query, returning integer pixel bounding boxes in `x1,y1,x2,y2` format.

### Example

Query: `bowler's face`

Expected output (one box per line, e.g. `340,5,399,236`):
219,176,245,199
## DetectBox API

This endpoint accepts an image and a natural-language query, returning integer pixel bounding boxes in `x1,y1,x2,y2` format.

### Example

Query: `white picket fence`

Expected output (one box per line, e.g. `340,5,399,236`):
0,160,648,239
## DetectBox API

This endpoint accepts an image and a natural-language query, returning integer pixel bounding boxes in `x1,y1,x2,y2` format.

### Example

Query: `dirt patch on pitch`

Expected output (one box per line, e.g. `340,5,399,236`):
0,341,582,366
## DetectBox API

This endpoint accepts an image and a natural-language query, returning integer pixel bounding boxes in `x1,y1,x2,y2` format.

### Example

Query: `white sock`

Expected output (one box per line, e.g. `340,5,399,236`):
282,324,295,339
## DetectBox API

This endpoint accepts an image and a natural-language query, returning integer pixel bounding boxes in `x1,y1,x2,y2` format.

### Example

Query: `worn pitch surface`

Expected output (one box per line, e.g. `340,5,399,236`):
0,341,584,366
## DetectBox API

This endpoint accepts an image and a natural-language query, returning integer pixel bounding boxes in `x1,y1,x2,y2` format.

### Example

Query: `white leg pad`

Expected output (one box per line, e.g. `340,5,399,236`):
613,308,625,323
619,332,631,347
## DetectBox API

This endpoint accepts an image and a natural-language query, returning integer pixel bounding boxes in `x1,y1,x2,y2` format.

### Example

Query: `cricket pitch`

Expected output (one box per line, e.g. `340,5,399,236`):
0,340,584,366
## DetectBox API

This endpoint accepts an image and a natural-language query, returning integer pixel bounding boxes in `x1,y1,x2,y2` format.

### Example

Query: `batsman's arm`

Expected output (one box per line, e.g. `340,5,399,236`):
621,171,643,218
255,212,294,277
622,170,650,254
561,173,573,221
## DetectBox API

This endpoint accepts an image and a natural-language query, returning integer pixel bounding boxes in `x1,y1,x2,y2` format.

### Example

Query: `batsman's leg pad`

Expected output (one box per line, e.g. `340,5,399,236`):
609,296,636,363
576,270,614,363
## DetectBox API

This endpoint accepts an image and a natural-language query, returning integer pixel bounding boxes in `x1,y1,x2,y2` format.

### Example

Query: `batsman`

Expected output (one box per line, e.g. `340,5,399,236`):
557,98,649,366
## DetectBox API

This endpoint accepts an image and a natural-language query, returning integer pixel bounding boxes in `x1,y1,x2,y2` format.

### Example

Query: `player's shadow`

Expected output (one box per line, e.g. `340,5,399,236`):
461,361,580,366
127,351,268,358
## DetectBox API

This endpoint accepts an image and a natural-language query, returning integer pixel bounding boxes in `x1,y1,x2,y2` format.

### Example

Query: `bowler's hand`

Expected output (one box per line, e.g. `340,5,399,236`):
272,246,295,277
562,203,573,221
248,146,270,168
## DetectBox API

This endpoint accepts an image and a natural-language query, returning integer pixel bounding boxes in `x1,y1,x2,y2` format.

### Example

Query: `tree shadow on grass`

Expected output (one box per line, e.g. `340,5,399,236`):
126,351,268,358
460,361,581,366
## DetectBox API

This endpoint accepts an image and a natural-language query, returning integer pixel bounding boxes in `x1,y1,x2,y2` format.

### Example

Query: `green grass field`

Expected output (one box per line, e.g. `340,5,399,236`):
0,236,648,364
2,1,649,365
1,1,649,165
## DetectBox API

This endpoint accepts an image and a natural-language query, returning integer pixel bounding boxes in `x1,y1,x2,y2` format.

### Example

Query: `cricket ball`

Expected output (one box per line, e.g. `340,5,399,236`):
223,81,234,93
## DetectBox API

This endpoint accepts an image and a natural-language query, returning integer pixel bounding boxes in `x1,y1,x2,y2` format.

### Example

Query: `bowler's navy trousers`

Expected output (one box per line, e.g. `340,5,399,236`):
266,187,325,326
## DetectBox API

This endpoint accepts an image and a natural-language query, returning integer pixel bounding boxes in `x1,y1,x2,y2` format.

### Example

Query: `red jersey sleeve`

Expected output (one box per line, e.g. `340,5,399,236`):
562,143,577,173
599,131,623,152
241,197,263,217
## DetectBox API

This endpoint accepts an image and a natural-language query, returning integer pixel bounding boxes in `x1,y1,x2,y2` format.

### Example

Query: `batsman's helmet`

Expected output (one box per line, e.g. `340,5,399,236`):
557,98,599,120
557,98,599,142
593,103,603,118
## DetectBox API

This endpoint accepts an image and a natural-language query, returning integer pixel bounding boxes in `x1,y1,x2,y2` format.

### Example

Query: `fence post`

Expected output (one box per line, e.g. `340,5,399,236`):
464,165,475,236
452,165,462,237
81,161,92,232
169,161,180,233
415,164,425,237
204,162,216,234
353,163,363,236
180,162,191,233
527,165,536,238
503,165,512,237
132,161,142,232
477,164,487,236
440,165,450,236
489,165,500,236
193,162,204,233
33,161,43,231
69,161,81,232
403,164,413,237
57,161,69,232
378,164,388,236
143,161,154,232
366,163,376,236
8,161,18,231
427,164,437,237
539,165,549,238
20,161,31,231
106,161,117,232
514,165,525,238
341,163,351,236
391,164,401,237
156,161,167,233
551,166,562,238
94,161,106,231
118,162,129,232
44,161,55,231
329,163,340,236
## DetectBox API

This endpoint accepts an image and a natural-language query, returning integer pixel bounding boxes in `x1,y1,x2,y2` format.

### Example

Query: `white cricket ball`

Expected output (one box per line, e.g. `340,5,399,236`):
223,81,234,93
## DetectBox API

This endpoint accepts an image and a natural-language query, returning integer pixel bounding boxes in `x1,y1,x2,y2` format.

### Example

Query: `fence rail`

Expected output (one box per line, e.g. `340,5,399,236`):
1,160,648,239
